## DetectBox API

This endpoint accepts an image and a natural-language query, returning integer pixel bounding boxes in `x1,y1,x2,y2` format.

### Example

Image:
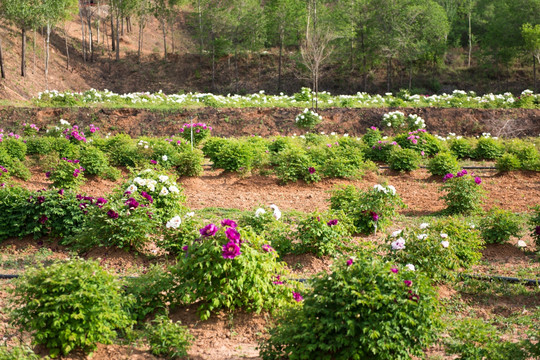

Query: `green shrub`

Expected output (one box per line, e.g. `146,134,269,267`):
393,130,443,156
364,140,401,163
239,205,282,233
530,205,540,249
474,136,504,160
496,153,521,172
449,137,474,159
439,170,485,214
26,137,53,155
79,146,110,176
169,222,296,320
48,158,86,190
428,152,460,176
320,145,366,178
202,137,228,160
0,186,33,240
329,184,405,234
294,109,323,129
212,139,254,174
294,211,354,256
381,110,406,130
179,122,211,145
445,318,529,360
273,146,320,184
388,147,421,171
259,256,440,360
1,137,27,161
387,219,483,281
480,207,522,244
145,314,193,359
149,140,179,169
102,166,122,181
0,345,47,360
9,259,133,358
8,161,32,181
176,149,204,177
157,212,201,255
506,140,540,170
362,126,382,147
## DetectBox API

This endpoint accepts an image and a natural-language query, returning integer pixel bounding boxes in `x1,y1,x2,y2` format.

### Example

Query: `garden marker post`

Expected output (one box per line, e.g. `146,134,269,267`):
191,117,194,151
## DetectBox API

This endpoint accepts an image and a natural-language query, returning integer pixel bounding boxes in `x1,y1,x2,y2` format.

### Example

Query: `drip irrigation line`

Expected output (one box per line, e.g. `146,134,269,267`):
1,273,538,286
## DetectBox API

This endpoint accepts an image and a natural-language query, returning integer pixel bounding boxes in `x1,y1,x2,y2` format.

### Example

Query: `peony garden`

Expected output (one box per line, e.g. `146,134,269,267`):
0,90,539,359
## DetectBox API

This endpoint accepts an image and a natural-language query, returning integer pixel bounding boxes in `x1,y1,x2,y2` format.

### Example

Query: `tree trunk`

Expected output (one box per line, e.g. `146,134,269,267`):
81,12,87,62
468,10,472,67
45,22,51,90
198,0,203,56
21,29,27,77
408,64,412,90
121,16,124,36
211,32,215,91
88,16,94,62
115,15,120,60
0,37,5,79
386,58,391,92
138,16,145,63
110,13,115,52
534,55,537,93
161,18,167,59
234,43,239,93
361,31,367,92
277,32,283,92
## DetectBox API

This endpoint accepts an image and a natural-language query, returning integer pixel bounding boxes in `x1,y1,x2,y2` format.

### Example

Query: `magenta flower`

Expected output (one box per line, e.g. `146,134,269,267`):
125,198,139,209
150,160,157,165
96,197,107,208
200,223,218,237
107,210,119,219
346,258,353,266
45,171,51,178
404,280,413,287
141,191,153,204
408,290,420,302
221,219,237,228
273,275,284,285
535,225,540,235
390,268,398,273
327,219,338,226
371,211,379,221
308,167,316,174
37,196,45,204
262,244,275,252
443,173,454,181
225,227,241,243
292,291,303,302
38,215,48,224
222,241,241,259
474,177,482,185
58,189,64,195
182,245,189,252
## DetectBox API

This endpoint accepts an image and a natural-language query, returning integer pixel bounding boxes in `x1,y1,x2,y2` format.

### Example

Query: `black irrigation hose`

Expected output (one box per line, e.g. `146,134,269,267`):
1,273,538,286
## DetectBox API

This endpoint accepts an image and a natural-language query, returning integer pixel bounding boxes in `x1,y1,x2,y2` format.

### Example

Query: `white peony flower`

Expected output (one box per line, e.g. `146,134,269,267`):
391,229,402,237
126,184,138,193
440,233,448,238
269,204,281,220
417,233,428,240
254,208,266,217
387,185,396,195
159,186,169,196
166,216,182,229
185,212,195,217
169,185,180,194
517,240,527,248
406,264,416,271
391,238,406,250
441,240,450,248
419,223,429,229
158,175,169,183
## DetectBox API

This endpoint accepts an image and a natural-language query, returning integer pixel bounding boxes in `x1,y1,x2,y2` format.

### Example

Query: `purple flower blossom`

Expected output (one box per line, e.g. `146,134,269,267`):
125,197,139,209
292,291,303,302
262,244,275,252
346,258,353,266
535,225,540,235
225,227,241,243
404,280,413,287
200,223,218,237
141,191,153,204
443,173,454,181
221,219,237,228
38,215,48,224
474,177,482,185
107,210,119,219
390,268,399,273
371,211,379,221
58,189,64,195
96,197,107,208
308,167,316,174
408,290,420,302
182,245,189,252
222,241,241,259
150,160,157,165
45,171,51,178
37,196,45,204
327,219,338,226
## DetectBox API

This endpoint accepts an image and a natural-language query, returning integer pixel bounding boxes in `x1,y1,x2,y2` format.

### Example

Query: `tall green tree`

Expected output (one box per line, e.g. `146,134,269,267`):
151,0,184,59
522,23,540,92
1,0,45,76
265,0,306,91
